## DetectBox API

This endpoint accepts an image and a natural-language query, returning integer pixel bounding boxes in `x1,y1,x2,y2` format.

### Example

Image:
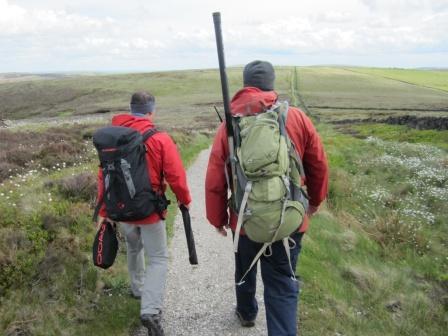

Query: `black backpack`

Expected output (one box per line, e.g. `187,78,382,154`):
92,126,169,222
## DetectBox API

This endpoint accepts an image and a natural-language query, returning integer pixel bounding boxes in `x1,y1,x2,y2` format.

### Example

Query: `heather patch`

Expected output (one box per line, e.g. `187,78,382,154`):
0,125,99,182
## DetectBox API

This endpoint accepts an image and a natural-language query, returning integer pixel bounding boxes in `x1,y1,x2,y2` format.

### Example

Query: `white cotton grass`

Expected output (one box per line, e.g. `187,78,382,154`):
359,137,447,226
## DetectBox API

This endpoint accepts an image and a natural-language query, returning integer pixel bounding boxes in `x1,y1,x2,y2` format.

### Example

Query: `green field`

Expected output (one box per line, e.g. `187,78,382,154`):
348,67,448,92
2,66,447,125
0,66,447,335
293,67,448,122
0,68,289,122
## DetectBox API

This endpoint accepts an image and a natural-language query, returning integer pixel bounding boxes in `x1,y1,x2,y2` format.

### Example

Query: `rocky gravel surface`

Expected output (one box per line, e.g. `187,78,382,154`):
162,148,267,336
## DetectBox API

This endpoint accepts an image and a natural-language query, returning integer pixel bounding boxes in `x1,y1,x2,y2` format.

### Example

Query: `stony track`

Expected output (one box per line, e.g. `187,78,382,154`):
162,148,267,336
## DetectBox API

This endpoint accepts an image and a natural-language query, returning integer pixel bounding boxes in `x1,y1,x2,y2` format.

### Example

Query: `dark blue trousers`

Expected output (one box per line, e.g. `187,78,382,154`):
234,232,303,336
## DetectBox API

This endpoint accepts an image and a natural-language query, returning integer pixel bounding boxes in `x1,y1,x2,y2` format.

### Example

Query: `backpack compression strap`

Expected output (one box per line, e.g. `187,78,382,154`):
142,128,159,142
121,127,159,200
233,181,253,253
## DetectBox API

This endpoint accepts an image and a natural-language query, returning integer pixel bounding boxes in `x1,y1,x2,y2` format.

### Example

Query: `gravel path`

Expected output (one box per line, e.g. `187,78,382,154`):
162,148,267,336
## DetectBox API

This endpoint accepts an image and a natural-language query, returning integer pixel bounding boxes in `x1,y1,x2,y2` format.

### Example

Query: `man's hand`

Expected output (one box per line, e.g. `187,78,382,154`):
94,216,105,231
178,201,191,210
216,226,228,237
307,205,319,218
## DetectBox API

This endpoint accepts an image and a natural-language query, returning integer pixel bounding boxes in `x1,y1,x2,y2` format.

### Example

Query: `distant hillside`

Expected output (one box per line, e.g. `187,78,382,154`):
1,67,447,124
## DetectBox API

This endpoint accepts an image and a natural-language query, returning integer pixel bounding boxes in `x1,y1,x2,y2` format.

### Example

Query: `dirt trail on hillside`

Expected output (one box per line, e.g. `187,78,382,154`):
162,149,267,335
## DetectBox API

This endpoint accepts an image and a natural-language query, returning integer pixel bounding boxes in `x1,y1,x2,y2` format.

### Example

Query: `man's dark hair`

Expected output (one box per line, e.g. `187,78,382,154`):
130,91,155,105
130,91,155,115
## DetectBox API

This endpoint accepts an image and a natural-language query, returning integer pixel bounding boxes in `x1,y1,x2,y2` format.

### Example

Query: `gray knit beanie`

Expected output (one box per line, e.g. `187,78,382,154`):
243,60,275,91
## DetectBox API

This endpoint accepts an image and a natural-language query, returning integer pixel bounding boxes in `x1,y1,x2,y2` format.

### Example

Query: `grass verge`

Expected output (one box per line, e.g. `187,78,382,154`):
351,123,448,151
0,130,211,336
298,124,448,336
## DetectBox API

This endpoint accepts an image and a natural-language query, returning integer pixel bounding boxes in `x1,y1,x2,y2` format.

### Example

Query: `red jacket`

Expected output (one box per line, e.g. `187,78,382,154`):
97,114,191,224
205,87,328,233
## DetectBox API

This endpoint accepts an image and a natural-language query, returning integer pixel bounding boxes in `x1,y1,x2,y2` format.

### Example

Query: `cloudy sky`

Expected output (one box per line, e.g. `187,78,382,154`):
1,0,447,72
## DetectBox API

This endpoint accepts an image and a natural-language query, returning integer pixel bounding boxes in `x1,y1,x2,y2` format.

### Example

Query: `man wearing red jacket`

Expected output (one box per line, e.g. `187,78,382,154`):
96,91,191,336
205,61,328,335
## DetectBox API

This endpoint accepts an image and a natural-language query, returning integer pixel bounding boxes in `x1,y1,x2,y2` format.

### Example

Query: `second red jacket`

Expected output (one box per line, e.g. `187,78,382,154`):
205,87,329,233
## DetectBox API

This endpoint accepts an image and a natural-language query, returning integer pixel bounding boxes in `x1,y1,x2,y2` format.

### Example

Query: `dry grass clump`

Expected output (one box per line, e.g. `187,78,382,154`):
0,160,21,181
429,281,448,312
47,172,96,202
38,141,84,168
0,228,31,296
5,149,30,167
367,213,429,255
327,168,353,211
341,266,379,292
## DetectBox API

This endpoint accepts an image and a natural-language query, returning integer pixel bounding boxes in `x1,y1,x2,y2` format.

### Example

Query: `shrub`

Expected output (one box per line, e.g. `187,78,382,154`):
0,162,20,181
38,142,83,168
0,124,99,182
51,172,97,202
5,149,34,167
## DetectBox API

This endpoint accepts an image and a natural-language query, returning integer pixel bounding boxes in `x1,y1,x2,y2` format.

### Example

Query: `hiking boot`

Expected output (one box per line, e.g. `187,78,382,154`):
235,310,255,328
141,313,165,336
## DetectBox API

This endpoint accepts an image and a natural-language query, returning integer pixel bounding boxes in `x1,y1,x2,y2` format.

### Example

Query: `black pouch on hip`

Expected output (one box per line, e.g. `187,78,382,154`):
93,221,118,269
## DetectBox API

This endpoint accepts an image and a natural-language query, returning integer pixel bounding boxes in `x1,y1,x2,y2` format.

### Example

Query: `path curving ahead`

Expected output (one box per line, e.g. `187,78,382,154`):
162,148,267,336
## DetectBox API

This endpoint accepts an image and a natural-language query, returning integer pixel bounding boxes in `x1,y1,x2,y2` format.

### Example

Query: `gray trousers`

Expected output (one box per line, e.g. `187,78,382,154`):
119,220,168,315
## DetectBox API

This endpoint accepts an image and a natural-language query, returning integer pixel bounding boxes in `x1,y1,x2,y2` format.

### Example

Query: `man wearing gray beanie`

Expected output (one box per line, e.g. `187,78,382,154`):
206,61,328,335
96,91,191,336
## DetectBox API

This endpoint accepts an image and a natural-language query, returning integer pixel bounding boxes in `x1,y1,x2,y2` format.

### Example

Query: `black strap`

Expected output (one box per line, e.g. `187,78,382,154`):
92,177,113,221
92,197,103,222
278,105,288,138
142,128,159,142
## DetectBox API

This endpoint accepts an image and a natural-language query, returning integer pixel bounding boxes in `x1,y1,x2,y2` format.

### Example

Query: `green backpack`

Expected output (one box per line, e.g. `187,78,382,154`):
231,101,309,284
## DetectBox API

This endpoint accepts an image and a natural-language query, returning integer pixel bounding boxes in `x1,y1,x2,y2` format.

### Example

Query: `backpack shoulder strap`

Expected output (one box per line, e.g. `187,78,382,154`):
276,101,289,137
276,102,306,178
142,128,159,142
280,102,289,126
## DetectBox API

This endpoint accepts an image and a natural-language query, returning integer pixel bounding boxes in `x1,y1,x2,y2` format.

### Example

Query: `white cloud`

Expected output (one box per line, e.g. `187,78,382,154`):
0,0,447,72
0,0,107,35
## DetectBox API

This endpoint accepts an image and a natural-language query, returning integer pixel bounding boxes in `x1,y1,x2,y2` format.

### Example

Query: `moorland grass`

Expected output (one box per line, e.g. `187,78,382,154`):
0,128,211,336
352,123,448,151
348,67,448,92
0,67,293,121
298,124,447,336
295,67,448,122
